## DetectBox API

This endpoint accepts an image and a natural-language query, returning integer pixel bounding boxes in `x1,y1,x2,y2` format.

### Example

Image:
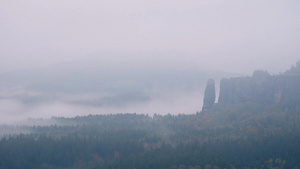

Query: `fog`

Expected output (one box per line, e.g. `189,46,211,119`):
1,0,300,123
0,60,230,124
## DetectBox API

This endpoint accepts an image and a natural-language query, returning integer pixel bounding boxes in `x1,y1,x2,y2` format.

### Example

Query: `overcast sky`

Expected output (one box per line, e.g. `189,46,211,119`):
0,0,300,123
1,0,300,74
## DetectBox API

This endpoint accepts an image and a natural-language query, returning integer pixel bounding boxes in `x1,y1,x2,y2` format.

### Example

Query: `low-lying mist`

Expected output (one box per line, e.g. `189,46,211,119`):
0,91,202,125
0,60,234,124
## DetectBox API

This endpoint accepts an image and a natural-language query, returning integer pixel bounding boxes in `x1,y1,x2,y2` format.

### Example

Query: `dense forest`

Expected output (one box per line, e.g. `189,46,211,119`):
0,62,300,169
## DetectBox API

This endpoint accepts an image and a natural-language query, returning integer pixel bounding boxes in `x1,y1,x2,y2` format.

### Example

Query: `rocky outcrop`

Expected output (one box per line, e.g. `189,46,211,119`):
202,79,215,111
217,70,300,110
201,61,300,111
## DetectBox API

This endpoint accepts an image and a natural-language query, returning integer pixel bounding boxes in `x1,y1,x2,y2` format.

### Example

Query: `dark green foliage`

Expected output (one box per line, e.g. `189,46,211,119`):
0,110,300,169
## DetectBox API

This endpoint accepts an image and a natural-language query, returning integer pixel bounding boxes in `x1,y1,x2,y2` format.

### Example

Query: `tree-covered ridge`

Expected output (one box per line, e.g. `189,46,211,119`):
218,61,300,111
284,60,300,75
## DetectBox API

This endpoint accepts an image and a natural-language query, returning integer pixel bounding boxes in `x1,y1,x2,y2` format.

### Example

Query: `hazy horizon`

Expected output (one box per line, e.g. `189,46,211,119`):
1,0,300,123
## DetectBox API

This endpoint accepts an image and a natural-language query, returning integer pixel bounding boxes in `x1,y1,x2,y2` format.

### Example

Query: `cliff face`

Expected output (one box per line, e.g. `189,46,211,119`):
217,63,300,110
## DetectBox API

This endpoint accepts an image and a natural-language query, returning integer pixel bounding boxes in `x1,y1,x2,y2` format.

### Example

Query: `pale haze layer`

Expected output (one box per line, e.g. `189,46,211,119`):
0,0,300,123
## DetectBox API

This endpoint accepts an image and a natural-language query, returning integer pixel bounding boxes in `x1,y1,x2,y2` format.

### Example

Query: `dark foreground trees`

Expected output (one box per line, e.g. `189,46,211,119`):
0,112,299,169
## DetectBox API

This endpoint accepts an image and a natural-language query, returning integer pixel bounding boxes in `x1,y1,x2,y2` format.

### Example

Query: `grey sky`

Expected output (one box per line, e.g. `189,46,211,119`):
1,0,300,74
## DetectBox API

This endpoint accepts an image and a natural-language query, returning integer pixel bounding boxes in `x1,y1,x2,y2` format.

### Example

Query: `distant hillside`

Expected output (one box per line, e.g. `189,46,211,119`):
217,61,300,110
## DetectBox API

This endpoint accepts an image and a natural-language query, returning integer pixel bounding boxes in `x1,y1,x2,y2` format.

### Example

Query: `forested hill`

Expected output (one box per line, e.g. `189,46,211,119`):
217,61,300,110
